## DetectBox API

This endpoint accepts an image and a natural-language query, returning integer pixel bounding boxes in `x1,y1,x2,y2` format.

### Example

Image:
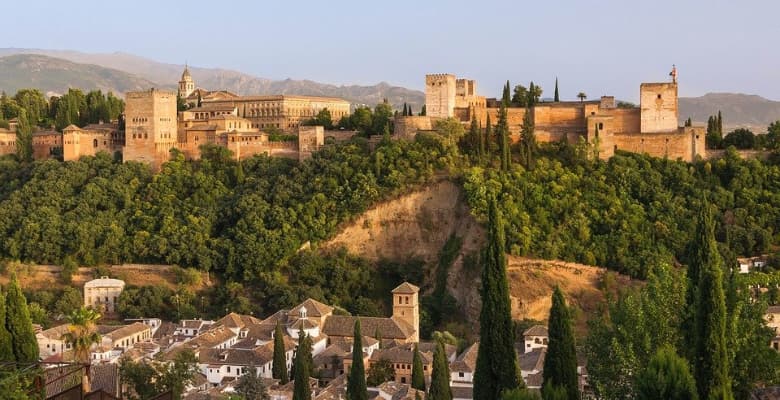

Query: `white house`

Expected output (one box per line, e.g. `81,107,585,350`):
83,276,125,313
767,305,780,352
174,319,214,338
523,325,549,353
36,324,72,358
450,342,478,387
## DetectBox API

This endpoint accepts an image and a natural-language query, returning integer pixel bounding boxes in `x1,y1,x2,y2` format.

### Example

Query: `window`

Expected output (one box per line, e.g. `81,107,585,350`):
459,372,465,378
598,123,603,130
657,94,662,99
93,139,98,147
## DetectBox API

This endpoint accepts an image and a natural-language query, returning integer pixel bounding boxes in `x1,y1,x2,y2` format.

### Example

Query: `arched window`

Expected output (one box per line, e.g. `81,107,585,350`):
93,139,98,148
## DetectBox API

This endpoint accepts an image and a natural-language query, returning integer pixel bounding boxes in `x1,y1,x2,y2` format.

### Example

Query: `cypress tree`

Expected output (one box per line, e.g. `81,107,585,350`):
527,82,536,107
411,344,425,391
636,346,698,400
554,78,560,102
497,102,511,171
428,340,452,400
469,116,481,159
408,105,413,116
542,287,579,400
346,320,367,400
197,91,202,108
502,81,511,107
484,114,493,156
273,321,289,384
0,289,13,362
292,330,312,400
474,196,519,400
420,105,426,116
690,204,733,400
15,109,32,162
520,109,536,170
717,111,723,137
5,275,38,363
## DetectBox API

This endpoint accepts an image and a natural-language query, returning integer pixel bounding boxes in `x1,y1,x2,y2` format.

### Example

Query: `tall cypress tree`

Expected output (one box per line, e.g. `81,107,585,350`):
292,331,312,400
474,196,518,400
411,344,425,391
0,289,13,362
347,320,367,400
420,105,426,116
502,81,511,107
484,114,492,156
554,78,560,102
428,340,452,400
690,204,733,400
519,109,536,170
273,321,289,384
717,111,723,137
469,116,481,159
542,287,579,400
5,275,38,363
497,102,511,171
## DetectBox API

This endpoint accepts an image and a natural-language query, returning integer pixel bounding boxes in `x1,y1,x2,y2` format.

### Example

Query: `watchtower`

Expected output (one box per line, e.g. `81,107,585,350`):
425,74,457,118
391,282,420,343
640,82,678,133
178,65,195,99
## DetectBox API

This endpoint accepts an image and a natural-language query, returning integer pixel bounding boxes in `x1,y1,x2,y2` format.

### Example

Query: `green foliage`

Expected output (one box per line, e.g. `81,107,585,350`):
61,307,102,363
303,108,334,130
366,358,394,386
428,340,452,400
0,290,13,362
722,129,756,149
502,388,541,400
462,150,780,278
542,287,578,400
690,205,733,400
519,108,536,170
235,365,270,400
497,102,511,171
411,344,425,391
554,78,560,103
474,197,518,400
541,384,568,400
5,275,38,363
172,266,202,286
273,321,289,384
120,349,199,400
347,320,367,400
585,263,686,399
293,331,313,400
15,109,32,162
636,346,698,400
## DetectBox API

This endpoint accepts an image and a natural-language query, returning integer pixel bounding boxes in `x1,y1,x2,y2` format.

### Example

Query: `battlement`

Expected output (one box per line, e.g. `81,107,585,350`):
126,89,177,100
425,74,456,84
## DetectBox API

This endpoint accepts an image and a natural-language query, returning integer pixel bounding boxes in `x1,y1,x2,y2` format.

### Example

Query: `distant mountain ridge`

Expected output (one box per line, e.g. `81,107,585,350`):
679,93,780,131
0,48,425,109
0,54,158,96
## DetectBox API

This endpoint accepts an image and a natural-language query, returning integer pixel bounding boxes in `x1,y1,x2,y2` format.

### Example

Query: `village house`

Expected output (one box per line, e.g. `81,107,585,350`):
767,305,780,351
83,276,125,313
523,325,549,353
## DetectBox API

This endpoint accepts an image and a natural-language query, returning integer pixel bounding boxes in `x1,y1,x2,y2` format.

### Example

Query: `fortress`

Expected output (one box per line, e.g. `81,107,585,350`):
398,72,705,161
16,67,347,170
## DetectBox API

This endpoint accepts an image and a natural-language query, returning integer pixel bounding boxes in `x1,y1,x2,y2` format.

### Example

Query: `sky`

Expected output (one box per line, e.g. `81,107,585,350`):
4,0,780,102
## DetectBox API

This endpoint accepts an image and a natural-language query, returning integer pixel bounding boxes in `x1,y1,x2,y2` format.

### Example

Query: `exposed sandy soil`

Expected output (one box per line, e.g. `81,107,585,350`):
0,263,210,292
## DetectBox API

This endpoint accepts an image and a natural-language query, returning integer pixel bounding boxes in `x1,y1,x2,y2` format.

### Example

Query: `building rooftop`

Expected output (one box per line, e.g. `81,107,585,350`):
322,316,414,340
523,325,549,337
391,282,420,294
450,342,478,374
84,276,125,288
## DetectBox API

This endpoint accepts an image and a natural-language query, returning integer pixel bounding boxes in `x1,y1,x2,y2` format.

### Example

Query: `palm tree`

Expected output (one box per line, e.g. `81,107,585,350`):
61,307,102,393
577,92,587,102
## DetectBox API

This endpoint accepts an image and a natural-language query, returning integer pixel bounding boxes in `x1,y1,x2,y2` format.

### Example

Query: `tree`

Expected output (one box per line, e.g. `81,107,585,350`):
512,85,528,107
61,307,102,392
766,120,780,150
293,331,312,400
554,78,560,102
15,109,32,162
420,105,426,116
156,349,199,399
197,91,202,108
485,114,493,156
5,275,38,363
497,102,511,171
502,81,512,107
636,346,698,400
502,388,541,400
0,289,13,362
428,340,452,400
519,109,536,170
722,128,755,149
542,287,578,400
236,365,270,400
577,92,587,102
366,358,395,386
273,321,289,384
346,320,367,400
690,204,733,400
411,344,425,391
474,196,519,400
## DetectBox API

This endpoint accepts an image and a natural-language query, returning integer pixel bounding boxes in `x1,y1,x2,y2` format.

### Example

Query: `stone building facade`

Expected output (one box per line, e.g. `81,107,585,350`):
0,128,17,157
204,95,350,132
83,276,125,313
408,73,705,162
123,88,179,169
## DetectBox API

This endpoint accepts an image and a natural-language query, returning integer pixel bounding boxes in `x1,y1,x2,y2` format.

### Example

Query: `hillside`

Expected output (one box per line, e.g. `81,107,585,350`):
322,179,630,333
0,48,425,108
679,92,780,131
0,54,159,96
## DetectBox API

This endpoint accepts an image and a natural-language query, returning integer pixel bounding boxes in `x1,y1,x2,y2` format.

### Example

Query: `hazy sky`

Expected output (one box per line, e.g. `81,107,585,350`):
4,0,779,102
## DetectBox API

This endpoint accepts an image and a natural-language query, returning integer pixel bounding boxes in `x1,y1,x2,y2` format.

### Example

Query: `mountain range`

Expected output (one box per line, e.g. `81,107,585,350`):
0,49,425,109
0,48,777,130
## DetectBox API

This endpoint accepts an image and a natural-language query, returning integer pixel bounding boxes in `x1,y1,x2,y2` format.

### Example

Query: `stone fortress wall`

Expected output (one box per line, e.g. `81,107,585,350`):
397,73,705,162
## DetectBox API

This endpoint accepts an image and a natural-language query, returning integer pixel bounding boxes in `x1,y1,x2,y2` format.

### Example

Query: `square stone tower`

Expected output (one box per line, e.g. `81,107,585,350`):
391,282,420,343
124,89,178,169
425,74,457,118
640,82,678,133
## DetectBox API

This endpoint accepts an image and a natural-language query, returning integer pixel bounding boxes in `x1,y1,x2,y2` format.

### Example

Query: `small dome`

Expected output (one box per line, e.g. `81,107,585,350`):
181,65,192,81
